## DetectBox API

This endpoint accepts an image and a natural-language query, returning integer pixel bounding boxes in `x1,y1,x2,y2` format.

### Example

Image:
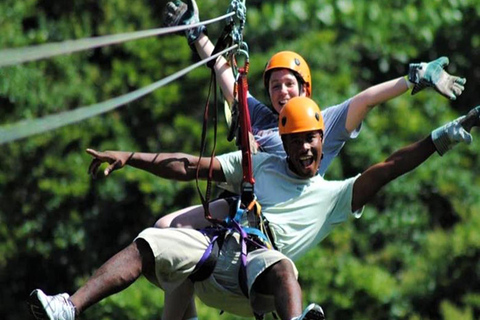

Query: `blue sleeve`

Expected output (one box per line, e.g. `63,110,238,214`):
246,94,286,156
247,94,278,132
319,99,362,175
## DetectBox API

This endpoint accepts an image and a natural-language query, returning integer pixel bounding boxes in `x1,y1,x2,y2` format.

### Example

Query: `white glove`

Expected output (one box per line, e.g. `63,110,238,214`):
431,116,472,156
408,57,466,100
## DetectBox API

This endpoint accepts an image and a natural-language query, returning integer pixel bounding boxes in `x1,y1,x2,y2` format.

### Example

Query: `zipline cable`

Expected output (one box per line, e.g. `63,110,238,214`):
0,45,237,145
0,12,234,68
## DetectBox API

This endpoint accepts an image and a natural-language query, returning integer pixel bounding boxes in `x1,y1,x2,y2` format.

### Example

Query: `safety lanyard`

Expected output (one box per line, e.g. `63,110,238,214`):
236,57,255,205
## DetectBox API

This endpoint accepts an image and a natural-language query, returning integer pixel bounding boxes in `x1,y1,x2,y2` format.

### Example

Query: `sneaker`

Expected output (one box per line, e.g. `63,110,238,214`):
297,303,325,320
28,289,75,320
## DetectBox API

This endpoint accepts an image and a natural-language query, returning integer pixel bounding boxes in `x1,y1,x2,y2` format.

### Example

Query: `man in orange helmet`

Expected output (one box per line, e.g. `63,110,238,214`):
29,97,480,320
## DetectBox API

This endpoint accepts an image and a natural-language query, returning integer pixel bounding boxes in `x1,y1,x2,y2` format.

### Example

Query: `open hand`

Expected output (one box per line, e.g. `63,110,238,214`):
86,149,132,179
409,56,466,100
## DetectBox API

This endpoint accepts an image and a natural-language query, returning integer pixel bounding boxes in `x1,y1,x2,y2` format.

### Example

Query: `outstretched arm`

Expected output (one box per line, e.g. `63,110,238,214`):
351,105,478,211
346,77,408,132
86,149,226,182
345,57,466,133
351,136,435,212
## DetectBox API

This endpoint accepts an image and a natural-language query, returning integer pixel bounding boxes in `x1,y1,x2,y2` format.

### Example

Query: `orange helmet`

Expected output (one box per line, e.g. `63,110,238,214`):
279,97,324,135
264,51,312,97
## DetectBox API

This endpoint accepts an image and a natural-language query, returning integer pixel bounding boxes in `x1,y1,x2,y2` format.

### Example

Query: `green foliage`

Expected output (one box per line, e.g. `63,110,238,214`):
1,0,480,319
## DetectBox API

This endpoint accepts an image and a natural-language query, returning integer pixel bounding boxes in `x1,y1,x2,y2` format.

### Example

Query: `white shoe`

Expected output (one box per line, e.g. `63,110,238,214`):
28,289,76,320
297,303,325,320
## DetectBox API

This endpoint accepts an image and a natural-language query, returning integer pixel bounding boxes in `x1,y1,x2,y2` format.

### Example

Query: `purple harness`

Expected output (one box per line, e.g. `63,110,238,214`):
188,197,275,299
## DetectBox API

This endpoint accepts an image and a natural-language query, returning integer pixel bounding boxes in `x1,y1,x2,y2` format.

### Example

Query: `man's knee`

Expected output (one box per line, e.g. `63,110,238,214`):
269,259,296,281
154,217,170,228
252,259,296,294
134,238,157,283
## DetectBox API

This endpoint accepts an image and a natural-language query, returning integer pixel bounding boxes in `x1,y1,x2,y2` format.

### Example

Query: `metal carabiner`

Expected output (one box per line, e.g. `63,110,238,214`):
235,42,249,73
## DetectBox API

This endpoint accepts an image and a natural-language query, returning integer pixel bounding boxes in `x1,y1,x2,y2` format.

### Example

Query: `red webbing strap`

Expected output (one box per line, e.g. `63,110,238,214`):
237,62,255,205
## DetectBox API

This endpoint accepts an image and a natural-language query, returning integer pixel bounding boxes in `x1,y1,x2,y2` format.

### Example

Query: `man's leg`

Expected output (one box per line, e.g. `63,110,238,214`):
154,199,230,229
162,279,196,320
250,259,325,320
71,239,153,314
251,259,303,319
29,239,155,319
154,199,232,319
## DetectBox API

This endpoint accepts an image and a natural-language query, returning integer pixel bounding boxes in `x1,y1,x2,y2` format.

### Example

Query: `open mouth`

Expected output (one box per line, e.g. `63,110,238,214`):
299,156,314,168
278,99,288,108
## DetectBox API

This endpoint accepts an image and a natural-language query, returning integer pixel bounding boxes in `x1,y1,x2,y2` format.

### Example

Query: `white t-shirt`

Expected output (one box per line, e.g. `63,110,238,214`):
217,151,362,261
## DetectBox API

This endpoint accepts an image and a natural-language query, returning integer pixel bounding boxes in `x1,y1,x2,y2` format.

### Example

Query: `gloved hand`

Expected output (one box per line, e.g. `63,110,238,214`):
431,114,474,156
408,56,466,100
162,0,206,45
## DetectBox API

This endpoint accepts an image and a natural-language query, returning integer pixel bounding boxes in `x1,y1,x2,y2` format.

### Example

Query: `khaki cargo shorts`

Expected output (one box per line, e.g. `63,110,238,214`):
136,227,297,317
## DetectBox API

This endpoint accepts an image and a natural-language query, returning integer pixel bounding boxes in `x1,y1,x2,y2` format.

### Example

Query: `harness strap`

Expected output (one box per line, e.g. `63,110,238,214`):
188,230,225,282
225,199,273,247
206,23,234,70
237,64,256,206
232,219,250,298
195,71,226,226
263,218,278,250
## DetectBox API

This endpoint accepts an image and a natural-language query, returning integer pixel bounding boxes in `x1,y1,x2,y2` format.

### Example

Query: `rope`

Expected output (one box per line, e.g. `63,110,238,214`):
0,12,234,68
0,45,237,145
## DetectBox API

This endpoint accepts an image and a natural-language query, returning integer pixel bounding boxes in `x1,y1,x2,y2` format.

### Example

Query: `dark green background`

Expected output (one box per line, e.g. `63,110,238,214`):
1,0,480,319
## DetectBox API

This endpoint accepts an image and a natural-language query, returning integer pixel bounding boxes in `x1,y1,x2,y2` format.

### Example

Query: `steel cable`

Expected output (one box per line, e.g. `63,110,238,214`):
0,45,237,145
0,12,234,68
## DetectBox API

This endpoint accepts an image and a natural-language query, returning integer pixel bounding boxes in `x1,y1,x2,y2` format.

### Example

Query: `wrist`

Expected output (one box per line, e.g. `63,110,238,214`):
407,62,429,95
408,62,424,84
403,75,414,90
187,25,207,46
126,152,135,164
431,125,452,156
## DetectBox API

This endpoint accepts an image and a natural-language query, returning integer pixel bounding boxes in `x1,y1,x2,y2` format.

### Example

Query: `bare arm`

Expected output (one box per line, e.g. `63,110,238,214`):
193,33,235,105
345,77,408,133
346,57,466,134
351,136,436,212
86,149,226,182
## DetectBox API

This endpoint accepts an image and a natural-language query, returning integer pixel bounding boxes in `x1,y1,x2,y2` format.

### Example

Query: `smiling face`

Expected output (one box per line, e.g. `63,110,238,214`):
268,69,306,113
282,130,323,178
